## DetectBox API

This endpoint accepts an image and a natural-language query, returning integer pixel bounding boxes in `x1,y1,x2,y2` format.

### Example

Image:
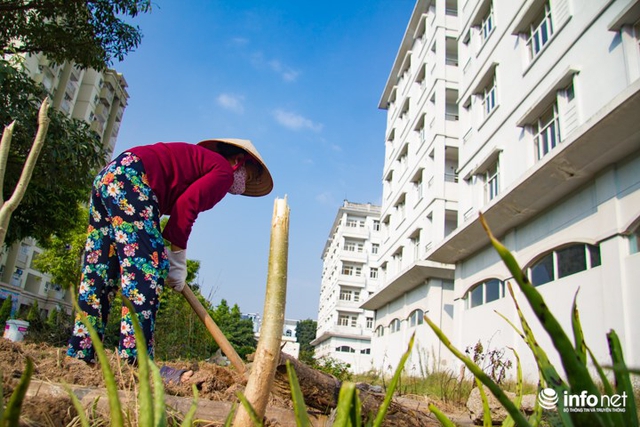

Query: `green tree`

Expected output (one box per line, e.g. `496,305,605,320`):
211,302,257,360
32,205,88,289
0,296,13,325
0,0,151,70
26,300,44,331
295,318,317,364
0,60,106,247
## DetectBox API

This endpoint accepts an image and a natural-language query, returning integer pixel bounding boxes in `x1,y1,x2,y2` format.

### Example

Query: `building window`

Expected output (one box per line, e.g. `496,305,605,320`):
361,348,371,355
389,318,401,333
366,317,374,329
465,278,505,309
482,75,498,118
480,5,495,46
408,309,424,327
534,103,561,160
376,326,385,337
344,240,364,253
336,345,356,353
369,268,378,279
346,217,365,228
371,243,379,255
339,289,353,301
338,315,350,326
341,264,362,276
527,2,554,60
485,161,499,202
373,220,380,231
528,243,602,286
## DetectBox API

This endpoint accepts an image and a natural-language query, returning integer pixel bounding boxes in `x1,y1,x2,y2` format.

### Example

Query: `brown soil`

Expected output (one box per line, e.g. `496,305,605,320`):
1,339,471,426
0,339,282,426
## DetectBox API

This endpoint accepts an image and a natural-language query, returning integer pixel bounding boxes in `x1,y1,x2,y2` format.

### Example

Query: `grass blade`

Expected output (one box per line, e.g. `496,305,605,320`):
236,391,263,426
3,357,34,426
475,377,493,427
502,347,522,427
333,382,358,427
424,315,532,427
607,330,638,427
479,215,601,397
285,360,312,427
570,290,587,366
224,402,237,427
63,382,90,427
70,288,124,427
121,297,153,427
150,363,167,427
372,333,415,427
427,403,457,427
180,385,199,427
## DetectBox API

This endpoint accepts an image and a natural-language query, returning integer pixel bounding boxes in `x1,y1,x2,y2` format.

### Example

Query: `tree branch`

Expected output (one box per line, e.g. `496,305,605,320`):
4,97,50,212
0,121,16,205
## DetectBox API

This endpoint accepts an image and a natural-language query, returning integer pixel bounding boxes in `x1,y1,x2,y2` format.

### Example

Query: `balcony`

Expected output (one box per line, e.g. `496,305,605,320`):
361,260,454,310
429,80,640,264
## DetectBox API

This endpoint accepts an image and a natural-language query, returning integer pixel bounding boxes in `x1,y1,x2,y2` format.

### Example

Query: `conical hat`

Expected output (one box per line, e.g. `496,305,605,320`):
197,138,273,197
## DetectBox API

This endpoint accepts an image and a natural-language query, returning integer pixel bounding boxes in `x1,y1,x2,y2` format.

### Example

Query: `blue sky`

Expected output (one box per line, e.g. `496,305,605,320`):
113,1,415,321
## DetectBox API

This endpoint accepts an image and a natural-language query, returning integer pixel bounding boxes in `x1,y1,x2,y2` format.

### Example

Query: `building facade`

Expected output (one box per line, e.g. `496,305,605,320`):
369,0,640,381
0,54,129,319
312,201,381,374
244,313,301,358
364,0,460,377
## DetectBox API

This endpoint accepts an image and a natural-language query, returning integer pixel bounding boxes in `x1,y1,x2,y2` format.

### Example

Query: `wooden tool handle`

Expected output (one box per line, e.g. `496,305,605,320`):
181,284,246,374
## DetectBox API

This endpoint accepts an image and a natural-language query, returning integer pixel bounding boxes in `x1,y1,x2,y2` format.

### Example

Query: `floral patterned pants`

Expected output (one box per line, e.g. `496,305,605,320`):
67,152,169,364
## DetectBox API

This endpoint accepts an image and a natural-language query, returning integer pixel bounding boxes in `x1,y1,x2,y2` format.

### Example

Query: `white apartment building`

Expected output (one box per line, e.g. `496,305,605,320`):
429,0,640,381
370,0,640,381
363,0,460,377
312,201,381,374
0,54,129,319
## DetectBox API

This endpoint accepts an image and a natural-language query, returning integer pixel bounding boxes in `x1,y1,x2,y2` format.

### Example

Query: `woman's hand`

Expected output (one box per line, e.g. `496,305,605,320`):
166,248,187,292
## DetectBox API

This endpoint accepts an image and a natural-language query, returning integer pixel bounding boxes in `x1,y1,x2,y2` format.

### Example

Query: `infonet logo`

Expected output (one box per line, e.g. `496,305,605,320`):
538,388,628,413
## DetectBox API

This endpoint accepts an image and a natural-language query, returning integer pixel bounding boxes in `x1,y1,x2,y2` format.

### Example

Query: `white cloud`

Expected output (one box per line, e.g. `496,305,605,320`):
231,37,249,46
250,52,300,82
273,109,322,132
268,60,300,82
217,93,245,114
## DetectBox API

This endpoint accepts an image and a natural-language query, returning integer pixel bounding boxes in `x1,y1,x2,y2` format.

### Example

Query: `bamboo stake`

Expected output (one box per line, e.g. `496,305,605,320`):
181,284,246,374
233,197,290,427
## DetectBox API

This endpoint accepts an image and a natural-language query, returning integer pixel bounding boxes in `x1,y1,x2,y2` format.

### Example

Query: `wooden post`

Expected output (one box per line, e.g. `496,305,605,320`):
234,197,290,427
181,284,246,374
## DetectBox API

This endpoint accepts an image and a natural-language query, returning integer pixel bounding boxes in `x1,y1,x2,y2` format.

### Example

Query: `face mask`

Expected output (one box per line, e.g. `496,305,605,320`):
228,165,247,195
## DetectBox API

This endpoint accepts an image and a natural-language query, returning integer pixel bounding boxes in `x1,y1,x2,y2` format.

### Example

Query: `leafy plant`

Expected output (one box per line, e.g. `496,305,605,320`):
0,296,12,325
426,214,639,426
465,339,513,385
313,356,353,382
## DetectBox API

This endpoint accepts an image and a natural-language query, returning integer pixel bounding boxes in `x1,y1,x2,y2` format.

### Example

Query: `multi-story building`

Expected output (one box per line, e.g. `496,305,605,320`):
369,0,640,381
363,0,460,376
0,54,129,319
428,0,640,380
312,201,381,374
244,313,301,358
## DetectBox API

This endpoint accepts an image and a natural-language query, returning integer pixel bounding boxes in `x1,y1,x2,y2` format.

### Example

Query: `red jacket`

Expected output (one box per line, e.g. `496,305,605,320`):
129,142,233,249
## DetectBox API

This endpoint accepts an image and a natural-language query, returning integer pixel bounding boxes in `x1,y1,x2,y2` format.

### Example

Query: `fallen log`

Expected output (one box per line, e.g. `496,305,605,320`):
272,353,440,426
25,380,328,427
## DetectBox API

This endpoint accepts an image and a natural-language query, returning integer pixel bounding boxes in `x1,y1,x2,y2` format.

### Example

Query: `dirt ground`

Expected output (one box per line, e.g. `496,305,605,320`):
0,339,294,426
1,339,471,426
